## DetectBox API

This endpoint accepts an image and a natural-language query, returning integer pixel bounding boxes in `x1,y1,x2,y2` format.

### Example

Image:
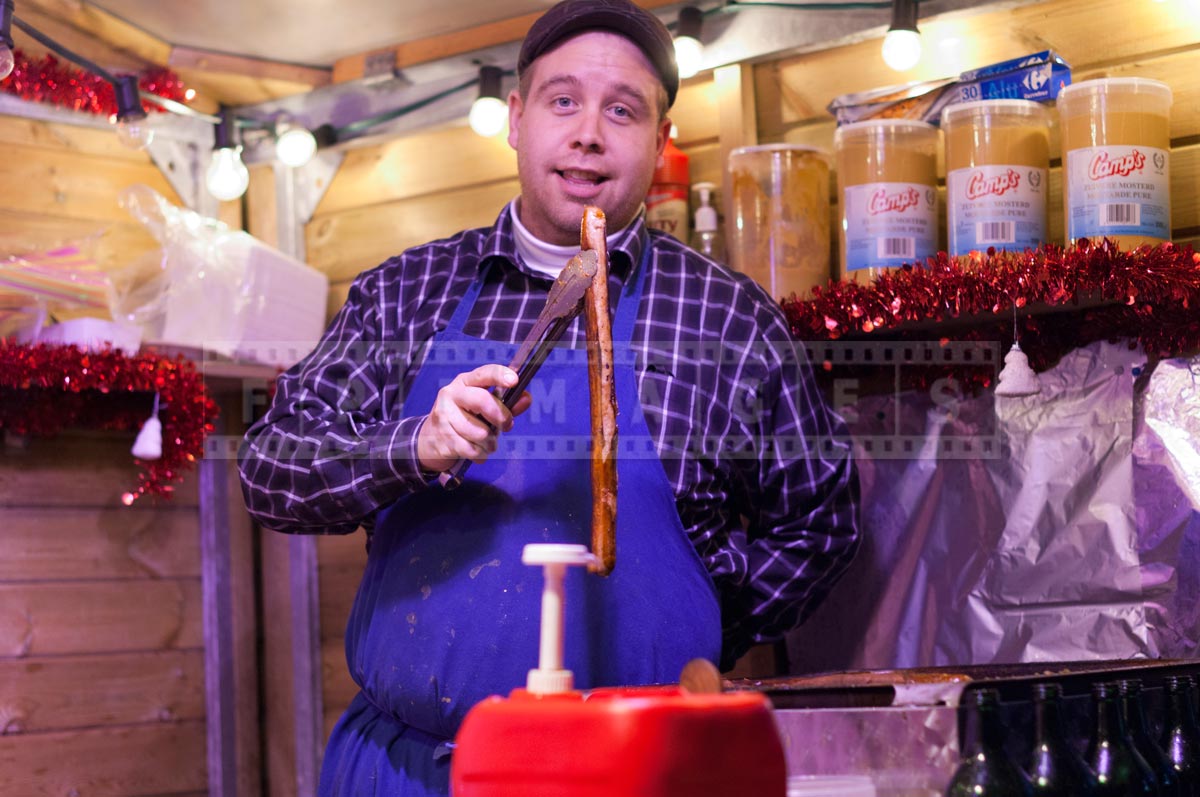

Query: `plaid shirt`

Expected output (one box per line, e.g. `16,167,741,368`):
239,205,860,665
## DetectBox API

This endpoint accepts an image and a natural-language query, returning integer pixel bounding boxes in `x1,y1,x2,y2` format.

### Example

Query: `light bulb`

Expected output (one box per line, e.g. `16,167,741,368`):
882,28,922,71
115,117,154,150
674,35,703,80
0,45,13,81
275,124,317,167
469,96,507,137
206,147,250,202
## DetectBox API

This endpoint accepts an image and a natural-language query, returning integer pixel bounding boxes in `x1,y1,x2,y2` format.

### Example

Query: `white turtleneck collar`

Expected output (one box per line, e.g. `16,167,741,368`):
508,199,637,277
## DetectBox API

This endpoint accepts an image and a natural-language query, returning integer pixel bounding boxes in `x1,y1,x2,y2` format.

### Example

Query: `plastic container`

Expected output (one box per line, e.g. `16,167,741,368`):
834,119,939,281
1058,77,1173,248
647,124,690,242
727,143,831,299
787,775,876,797
941,99,1050,255
452,686,787,796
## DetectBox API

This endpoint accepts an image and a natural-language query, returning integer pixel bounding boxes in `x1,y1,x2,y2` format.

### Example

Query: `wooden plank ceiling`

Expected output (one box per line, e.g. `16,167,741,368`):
9,0,687,109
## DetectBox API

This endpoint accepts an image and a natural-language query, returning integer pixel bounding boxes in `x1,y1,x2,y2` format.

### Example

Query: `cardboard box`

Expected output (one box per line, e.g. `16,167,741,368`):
950,50,1071,104
828,51,1072,127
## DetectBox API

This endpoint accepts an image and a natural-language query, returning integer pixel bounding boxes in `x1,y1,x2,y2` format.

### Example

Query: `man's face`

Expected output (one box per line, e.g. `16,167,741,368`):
507,31,671,245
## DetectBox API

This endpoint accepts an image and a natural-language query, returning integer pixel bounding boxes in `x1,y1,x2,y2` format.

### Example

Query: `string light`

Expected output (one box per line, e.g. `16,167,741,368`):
468,65,507,138
112,74,153,150
274,119,318,167
882,0,922,71
206,106,250,202
0,0,14,80
673,6,705,80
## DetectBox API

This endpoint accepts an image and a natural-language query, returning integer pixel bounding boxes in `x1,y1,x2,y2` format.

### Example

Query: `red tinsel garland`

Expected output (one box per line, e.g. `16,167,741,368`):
0,342,218,503
1,48,190,116
782,240,1200,372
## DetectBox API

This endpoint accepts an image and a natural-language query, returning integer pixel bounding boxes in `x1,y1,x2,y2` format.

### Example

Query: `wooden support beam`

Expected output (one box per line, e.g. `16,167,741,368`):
331,0,681,84
715,62,759,223
18,0,173,65
169,47,331,90
8,6,153,73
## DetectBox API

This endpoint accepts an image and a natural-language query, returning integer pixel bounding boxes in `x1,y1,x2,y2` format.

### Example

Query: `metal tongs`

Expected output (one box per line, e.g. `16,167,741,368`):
438,250,600,488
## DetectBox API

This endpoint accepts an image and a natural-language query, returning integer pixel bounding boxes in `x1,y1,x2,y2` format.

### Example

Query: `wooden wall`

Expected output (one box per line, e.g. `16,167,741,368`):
0,434,208,796
305,126,518,316
0,108,252,793
0,117,174,276
0,116,200,796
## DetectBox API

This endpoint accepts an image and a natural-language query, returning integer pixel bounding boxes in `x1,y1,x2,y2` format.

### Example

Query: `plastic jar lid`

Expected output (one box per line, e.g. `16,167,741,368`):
1057,76,1173,108
834,119,939,151
730,142,831,161
940,98,1049,127
835,117,938,141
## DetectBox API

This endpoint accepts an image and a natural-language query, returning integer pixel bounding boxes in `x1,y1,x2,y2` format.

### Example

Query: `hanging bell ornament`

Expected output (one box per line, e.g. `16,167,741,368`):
132,394,163,460
995,342,1041,397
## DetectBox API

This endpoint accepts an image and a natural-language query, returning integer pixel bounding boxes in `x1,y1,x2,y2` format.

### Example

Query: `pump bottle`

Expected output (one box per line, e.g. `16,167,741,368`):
689,181,725,263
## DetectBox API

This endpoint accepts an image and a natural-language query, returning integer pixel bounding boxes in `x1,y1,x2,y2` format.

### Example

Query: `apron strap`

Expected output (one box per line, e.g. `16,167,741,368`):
444,259,493,334
612,240,652,347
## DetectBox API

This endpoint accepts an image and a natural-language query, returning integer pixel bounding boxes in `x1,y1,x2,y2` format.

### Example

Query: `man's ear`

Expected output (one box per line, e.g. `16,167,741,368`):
507,89,524,151
654,116,672,169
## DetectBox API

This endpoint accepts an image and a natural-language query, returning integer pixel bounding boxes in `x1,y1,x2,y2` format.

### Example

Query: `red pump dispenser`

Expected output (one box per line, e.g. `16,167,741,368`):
646,124,691,242
450,544,787,797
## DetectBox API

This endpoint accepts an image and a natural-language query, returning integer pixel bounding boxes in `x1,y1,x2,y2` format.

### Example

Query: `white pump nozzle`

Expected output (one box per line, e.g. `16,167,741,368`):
521,543,597,695
692,181,718,233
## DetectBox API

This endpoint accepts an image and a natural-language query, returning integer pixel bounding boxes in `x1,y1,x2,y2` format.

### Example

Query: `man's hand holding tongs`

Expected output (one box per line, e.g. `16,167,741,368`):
419,250,600,487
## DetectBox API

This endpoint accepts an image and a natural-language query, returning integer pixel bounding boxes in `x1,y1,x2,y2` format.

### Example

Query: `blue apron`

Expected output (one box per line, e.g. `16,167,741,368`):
319,247,721,796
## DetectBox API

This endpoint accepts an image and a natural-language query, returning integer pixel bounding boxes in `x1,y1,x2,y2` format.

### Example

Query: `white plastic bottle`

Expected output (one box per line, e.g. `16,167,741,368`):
689,182,725,263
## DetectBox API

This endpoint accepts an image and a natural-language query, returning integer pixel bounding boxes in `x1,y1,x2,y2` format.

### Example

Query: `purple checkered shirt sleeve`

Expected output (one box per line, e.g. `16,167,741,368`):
239,206,860,664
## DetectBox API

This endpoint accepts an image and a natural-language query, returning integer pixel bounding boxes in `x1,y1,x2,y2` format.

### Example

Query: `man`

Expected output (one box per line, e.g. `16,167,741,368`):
239,0,859,793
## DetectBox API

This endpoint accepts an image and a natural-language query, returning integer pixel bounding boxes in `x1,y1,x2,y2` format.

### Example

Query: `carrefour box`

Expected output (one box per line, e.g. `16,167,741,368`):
949,50,1071,104
828,51,1071,126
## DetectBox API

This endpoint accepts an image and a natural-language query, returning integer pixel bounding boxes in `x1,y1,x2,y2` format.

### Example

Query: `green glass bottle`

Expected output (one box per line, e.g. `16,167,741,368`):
946,688,1034,797
1160,676,1200,797
1088,681,1159,797
1122,678,1180,796
1028,682,1097,796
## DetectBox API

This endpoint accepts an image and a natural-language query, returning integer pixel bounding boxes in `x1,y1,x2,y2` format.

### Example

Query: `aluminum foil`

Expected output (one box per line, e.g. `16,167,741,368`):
787,340,1200,672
